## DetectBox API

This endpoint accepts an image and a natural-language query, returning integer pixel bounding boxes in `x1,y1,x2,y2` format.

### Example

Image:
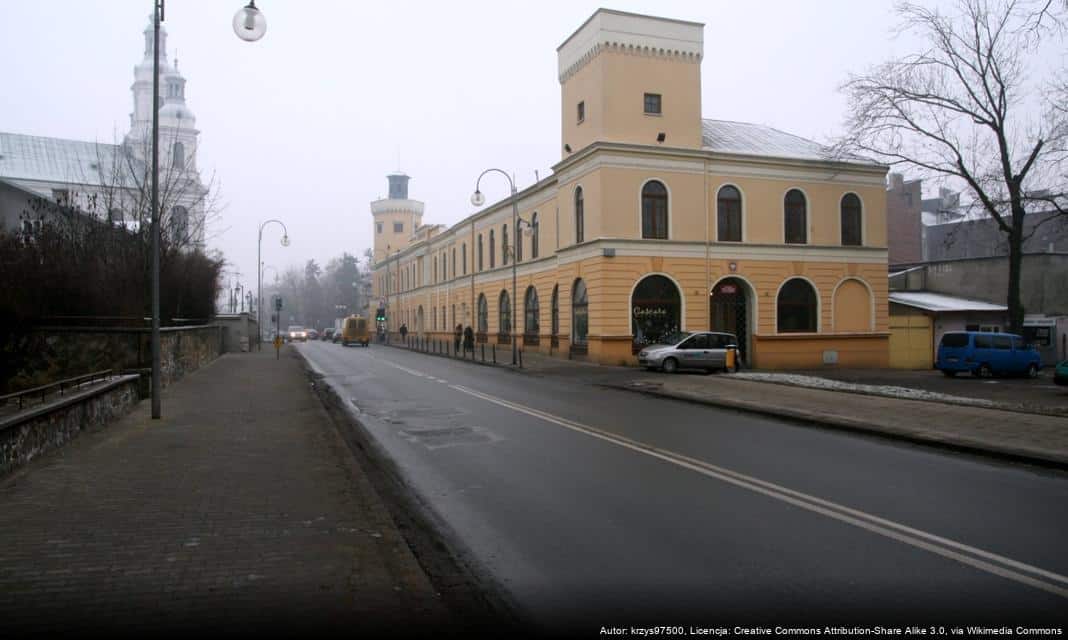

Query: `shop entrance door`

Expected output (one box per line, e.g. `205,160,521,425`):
710,278,749,365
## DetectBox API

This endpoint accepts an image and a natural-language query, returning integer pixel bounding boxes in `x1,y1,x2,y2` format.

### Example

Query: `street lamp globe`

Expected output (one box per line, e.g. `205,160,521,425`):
470,190,485,207
233,1,267,42
281,234,290,247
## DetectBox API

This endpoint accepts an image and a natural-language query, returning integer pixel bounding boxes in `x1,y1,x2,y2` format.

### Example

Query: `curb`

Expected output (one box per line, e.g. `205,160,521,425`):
604,383,1068,471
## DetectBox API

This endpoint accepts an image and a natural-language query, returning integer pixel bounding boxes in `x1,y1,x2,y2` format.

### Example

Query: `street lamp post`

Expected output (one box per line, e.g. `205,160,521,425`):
149,0,266,419
471,169,522,365
258,220,289,350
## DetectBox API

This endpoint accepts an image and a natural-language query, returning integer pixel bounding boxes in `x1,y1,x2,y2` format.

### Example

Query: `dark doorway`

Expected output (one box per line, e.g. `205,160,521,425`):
710,278,749,364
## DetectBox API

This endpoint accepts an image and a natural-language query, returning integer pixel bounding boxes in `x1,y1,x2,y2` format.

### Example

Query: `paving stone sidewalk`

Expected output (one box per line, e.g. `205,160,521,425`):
0,348,452,636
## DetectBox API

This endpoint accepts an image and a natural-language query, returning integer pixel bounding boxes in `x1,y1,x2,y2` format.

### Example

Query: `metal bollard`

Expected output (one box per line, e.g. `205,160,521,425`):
492,343,496,364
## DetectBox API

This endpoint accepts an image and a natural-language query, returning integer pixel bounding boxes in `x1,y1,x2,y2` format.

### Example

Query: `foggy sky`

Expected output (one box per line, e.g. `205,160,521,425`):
1,0,933,293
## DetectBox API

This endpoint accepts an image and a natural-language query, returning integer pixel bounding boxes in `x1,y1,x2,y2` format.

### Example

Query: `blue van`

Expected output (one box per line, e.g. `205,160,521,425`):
936,331,1042,378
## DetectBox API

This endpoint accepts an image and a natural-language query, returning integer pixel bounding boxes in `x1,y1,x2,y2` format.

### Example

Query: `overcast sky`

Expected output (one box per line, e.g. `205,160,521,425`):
1,0,938,291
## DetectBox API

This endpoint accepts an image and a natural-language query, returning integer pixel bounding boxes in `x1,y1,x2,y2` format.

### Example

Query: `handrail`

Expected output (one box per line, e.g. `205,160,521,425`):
0,369,113,411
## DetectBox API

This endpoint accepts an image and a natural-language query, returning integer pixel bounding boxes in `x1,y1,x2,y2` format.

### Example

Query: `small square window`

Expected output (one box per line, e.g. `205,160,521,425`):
644,93,662,115
394,222,403,233
577,101,585,123
376,221,383,234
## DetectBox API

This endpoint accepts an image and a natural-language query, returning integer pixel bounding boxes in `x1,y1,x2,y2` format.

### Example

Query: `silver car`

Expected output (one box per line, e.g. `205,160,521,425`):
637,331,739,373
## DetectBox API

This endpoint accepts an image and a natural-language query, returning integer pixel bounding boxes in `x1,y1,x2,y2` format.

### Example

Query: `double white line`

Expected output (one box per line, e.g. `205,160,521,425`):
448,383,1068,600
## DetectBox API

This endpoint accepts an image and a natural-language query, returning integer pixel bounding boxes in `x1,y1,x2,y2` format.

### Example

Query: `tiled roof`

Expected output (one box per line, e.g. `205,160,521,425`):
702,119,870,164
0,132,134,187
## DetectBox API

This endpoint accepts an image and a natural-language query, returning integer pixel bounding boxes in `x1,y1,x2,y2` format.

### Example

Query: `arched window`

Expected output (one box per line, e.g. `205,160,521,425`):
717,185,742,242
572,278,588,349
171,206,189,244
840,193,862,246
172,141,184,168
462,243,467,275
451,248,456,277
551,284,560,348
477,294,488,337
631,275,682,352
641,180,668,239
477,235,483,271
502,224,509,266
777,278,818,333
498,290,512,344
575,187,584,244
489,229,496,268
524,286,539,342
531,212,539,259
784,189,807,244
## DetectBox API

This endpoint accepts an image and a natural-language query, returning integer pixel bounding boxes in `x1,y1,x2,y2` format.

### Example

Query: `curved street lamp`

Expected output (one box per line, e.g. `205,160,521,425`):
149,0,268,419
471,169,522,365
258,219,289,349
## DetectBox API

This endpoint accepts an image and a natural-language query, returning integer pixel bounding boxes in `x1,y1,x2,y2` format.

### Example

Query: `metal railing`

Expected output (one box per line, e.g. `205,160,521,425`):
0,369,113,411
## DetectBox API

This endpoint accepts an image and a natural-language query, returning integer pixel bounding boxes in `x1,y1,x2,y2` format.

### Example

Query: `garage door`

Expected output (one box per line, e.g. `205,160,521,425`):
889,313,933,369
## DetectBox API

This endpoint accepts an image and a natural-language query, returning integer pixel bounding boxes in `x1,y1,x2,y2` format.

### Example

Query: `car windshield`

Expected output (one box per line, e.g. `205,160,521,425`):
659,331,691,346
287,326,304,332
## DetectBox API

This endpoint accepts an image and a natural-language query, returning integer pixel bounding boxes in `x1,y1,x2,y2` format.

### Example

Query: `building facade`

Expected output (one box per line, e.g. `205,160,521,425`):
371,9,891,368
0,19,207,248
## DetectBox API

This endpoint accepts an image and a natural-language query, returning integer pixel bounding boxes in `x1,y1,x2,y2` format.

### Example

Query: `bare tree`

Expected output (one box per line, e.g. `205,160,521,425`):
839,0,1067,332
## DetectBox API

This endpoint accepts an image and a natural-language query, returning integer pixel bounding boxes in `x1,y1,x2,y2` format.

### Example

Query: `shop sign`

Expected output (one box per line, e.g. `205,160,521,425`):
633,306,669,318
718,284,737,295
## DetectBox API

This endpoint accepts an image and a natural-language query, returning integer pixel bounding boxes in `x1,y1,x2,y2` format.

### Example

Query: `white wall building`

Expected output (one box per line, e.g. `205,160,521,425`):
0,18,208,248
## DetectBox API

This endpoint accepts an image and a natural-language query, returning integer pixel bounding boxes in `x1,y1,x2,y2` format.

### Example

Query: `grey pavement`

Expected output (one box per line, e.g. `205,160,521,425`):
0,348,455,636
383,339,1068,467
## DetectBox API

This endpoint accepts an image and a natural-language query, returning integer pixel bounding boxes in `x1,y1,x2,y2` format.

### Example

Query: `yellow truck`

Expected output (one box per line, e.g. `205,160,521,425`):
341,315,370,347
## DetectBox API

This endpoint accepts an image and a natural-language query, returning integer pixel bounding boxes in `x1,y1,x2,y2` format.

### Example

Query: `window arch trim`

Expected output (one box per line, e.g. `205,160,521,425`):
715,183,745,242
782,187,810,245
839,191,865,247
625,271,687,333
774,276,821,333
830,276,875,332
574,185,585,245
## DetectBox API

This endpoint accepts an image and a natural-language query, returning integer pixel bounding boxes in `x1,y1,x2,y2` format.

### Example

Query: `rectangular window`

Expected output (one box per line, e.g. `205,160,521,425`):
394,222,403,233
577,101,585,123
643,93,662,115
376,221,383,234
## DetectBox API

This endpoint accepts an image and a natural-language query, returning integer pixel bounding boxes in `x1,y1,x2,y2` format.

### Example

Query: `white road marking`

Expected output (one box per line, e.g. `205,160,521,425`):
443,383,1068,600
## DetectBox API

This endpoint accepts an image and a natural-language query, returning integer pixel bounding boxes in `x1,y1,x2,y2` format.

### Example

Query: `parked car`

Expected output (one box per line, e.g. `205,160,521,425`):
1055,360,1068,386
341,315,370,347
306,329,319,341
637,331,739,373
322,328,334,341
936,331,1042,378
286,325,307,342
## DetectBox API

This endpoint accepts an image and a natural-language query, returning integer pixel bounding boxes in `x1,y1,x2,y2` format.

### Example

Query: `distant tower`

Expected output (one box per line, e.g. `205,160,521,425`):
371,172,424,265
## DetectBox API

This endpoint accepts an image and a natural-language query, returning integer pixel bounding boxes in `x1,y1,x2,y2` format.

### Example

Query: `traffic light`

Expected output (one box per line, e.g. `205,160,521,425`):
375,307,386,322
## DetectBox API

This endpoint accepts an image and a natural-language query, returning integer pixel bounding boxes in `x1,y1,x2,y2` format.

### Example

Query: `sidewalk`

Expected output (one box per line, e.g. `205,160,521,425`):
0,348,452,635
385,342,1068,468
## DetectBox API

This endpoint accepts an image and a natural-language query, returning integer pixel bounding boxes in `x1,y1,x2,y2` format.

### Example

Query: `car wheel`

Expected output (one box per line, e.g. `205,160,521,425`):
1026,363,1038,379
662,357,679,374
942,370,956,378
975,363,993,378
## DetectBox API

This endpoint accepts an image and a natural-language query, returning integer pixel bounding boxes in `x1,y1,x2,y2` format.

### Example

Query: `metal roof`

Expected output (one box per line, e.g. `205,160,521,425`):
0,132,134,187
701,119,871,164
889,291,1007,313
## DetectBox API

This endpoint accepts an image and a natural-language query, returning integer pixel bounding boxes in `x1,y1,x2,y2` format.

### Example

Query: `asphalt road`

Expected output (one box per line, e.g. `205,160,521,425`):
298,341,1068,632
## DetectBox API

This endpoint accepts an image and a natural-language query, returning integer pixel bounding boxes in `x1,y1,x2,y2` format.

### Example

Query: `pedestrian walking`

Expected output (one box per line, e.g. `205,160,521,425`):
463,325,474,354
400,323,408,342
454,324,462,354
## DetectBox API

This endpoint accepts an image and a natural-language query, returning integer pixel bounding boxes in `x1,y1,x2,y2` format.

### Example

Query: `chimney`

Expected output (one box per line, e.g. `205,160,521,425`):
889,173,904,190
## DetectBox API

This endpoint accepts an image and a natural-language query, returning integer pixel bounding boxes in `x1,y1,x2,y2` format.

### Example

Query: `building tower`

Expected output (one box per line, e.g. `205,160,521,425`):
371,172,424,265
557,9,704,157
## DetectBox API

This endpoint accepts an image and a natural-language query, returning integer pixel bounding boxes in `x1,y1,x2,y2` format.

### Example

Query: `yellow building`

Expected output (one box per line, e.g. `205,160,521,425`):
370,9,889,369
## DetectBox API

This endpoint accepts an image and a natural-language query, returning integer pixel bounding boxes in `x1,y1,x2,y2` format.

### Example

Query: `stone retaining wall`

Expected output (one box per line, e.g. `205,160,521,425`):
0,375,141,477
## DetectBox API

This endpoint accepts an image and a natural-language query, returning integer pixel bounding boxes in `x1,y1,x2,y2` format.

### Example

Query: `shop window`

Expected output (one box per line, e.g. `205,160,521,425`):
777,278,818,333
717,185,742,242
631,274,682,353
551,284,560,348
784,189,807,244
841,193,862,246
498,290,511,344
477,294,488,340
641,181,668,239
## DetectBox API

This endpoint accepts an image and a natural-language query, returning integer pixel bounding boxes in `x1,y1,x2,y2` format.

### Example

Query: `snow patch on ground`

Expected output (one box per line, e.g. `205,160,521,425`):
732,372,999,407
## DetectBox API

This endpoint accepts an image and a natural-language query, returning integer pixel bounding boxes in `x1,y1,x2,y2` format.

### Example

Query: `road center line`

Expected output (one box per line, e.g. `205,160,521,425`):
445,382,1068,600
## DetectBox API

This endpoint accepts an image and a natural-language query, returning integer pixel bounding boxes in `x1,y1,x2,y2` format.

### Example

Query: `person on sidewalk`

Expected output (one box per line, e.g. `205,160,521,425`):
454,324,462,355
400,323,408,342
463,325,474,355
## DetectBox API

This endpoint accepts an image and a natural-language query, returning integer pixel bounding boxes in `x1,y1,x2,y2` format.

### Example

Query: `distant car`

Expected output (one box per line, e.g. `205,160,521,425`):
322,328,334,341
936,331,1041,378
286,325,307,342
332,330,342,343
306,329,319,341
341,315,371,347
637,331,739,373
1055,360,1068,386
